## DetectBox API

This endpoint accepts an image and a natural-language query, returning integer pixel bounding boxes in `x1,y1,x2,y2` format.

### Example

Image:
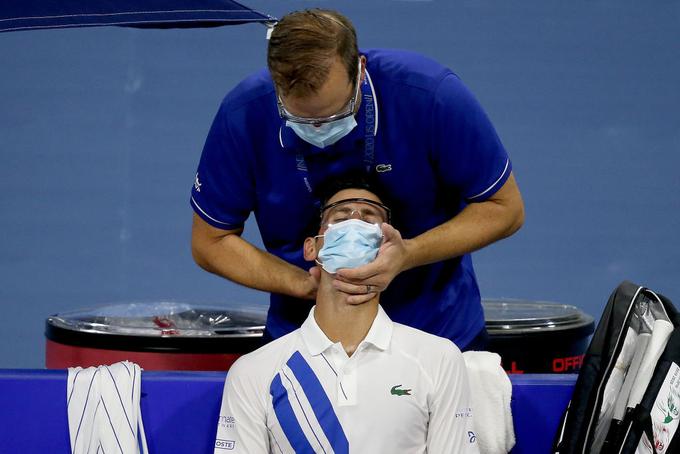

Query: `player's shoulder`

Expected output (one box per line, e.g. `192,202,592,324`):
390,324,467,385
391,322,463,360
228,330,301,381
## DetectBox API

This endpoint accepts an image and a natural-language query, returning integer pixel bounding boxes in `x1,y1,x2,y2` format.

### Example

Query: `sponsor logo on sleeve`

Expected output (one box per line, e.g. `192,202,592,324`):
467,431,477,444
194,173,202,192
215,439,236,450
455,407,473,418
218,415,236,430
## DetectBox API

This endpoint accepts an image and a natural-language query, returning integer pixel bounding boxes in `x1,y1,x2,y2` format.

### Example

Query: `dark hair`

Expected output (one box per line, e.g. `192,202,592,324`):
267,9,359,98
315,172,389,209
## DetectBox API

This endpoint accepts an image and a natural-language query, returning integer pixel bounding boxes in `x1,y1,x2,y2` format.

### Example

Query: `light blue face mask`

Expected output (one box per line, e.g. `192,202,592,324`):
316,219,383,274
286,115,357,149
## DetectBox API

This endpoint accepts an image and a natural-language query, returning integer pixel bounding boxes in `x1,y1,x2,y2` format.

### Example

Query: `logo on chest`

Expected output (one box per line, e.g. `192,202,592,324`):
390,384,412,396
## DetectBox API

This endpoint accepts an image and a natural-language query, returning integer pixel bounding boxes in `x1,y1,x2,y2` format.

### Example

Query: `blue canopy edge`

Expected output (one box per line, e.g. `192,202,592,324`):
0,0,275,33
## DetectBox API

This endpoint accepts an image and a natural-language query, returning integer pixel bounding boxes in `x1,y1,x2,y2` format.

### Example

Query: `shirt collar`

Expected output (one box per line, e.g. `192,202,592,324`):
299,304,393,356
360,304,392,351
278,67,379,152
300,307,334,356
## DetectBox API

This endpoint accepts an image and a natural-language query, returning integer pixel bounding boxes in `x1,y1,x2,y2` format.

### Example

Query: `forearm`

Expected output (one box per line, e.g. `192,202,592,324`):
191,215,315,299
402,173,524,271
403,199,519,269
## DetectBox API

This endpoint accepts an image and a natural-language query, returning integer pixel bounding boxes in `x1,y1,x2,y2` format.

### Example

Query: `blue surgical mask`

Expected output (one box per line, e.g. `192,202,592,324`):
316,219,382,274
286,115,357,149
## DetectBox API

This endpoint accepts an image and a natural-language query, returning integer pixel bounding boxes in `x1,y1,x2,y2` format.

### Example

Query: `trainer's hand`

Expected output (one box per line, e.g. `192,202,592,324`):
333,223,410,304
298,265,321,300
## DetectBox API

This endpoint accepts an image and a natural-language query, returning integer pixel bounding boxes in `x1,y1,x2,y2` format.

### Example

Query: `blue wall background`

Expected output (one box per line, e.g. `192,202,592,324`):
1,1,678,368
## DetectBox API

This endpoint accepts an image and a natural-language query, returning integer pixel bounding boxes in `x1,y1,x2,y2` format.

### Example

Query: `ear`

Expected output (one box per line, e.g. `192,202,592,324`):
303,237,318,261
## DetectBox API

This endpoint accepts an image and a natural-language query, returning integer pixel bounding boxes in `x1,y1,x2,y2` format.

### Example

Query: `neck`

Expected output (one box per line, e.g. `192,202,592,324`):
314,274,379,356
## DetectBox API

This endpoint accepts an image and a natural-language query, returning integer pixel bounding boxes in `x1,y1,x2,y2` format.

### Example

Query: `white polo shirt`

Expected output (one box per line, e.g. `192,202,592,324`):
214,305,479,454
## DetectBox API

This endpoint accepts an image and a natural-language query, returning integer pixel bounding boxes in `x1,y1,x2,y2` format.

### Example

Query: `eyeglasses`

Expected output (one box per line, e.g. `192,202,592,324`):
276,61,362,126
320,197,391,225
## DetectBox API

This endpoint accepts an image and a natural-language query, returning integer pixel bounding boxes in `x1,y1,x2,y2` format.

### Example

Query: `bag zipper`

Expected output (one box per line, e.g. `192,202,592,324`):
618,415,660,454
554,401,571,451
617,419,633,454
581,286,644,454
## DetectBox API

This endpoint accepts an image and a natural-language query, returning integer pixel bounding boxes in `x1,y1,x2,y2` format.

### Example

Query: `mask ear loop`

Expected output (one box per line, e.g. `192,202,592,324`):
313,233,325,269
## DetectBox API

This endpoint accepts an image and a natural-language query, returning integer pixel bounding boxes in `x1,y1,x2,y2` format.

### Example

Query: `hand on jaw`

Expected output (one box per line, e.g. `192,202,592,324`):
303,232,381,308
331,222,410,304
303,187,405,306
296,265,321,301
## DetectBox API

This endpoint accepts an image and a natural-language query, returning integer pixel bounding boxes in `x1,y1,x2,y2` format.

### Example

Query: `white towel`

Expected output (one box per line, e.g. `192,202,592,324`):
463,351,515,454
67,361,148,454
628,319,674,409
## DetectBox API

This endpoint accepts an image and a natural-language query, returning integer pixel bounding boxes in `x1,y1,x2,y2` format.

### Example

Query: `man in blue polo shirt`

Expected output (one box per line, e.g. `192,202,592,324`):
190,9,524,350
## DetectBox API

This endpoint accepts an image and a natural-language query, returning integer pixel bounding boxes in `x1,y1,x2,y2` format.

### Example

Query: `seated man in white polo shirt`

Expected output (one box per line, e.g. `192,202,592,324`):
214,176,479,454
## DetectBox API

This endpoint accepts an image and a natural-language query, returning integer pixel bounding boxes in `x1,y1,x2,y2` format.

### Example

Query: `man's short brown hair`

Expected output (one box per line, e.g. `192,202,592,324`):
267,9,359,98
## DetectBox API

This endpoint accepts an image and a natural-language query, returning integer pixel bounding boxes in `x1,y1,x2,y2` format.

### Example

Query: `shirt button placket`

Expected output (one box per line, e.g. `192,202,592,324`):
339,353,358,407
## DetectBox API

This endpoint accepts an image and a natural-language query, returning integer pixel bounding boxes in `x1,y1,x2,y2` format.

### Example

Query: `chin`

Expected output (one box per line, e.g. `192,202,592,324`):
345,297,377,307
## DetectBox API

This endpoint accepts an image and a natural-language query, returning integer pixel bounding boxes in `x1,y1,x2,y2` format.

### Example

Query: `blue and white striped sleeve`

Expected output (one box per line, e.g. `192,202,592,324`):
215,359,269,454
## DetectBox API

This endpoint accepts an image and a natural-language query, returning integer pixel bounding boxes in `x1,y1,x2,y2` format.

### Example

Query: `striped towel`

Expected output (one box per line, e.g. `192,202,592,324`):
67,361,148,454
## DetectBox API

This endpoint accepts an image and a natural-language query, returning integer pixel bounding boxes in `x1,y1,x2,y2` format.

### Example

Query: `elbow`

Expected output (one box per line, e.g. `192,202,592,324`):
191,238,212,272
505,199,525,237
191,227,223,274
190,221,241,275
191,213,236,274
489,172,524,240
493,195,524,240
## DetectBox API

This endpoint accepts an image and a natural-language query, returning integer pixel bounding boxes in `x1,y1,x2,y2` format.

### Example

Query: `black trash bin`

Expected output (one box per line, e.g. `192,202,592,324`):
483,299,595,374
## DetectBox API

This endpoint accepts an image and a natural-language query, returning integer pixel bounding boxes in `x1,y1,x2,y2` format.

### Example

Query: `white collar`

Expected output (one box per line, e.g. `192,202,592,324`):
300,304,393,356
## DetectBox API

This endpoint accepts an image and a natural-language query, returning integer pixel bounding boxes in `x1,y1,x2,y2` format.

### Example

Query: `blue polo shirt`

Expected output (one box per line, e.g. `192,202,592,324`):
191,48,511,349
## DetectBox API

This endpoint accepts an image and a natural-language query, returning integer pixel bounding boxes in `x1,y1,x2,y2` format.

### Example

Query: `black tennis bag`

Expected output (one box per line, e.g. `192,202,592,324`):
553,281,680,454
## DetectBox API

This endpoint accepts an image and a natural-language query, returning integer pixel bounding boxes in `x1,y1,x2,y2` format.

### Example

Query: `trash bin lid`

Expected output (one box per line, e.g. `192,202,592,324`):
482,299,594,337
45,301,267,353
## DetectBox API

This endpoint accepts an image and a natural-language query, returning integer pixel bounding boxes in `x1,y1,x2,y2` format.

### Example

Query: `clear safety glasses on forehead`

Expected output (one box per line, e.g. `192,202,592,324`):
276,59,362,126
320,197,391,226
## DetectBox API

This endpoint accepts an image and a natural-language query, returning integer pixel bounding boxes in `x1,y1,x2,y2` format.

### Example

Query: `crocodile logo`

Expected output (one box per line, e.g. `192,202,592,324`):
390,385,412,396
